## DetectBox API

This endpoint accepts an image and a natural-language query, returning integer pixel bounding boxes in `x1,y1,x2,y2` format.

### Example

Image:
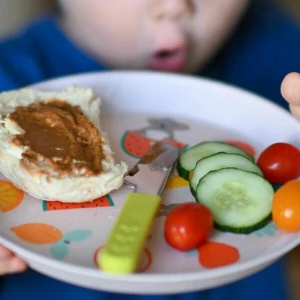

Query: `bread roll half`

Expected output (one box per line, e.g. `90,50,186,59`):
0,86,128,202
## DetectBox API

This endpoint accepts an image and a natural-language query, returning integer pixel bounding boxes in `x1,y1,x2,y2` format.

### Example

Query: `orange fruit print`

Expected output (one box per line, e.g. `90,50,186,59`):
198,241,240,268
11,223,63,244
225,140,256,157
0,180,24,213
164,176,189,189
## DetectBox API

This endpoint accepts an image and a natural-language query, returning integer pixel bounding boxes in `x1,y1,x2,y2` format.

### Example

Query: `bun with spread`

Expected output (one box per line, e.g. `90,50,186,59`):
0,86,128,202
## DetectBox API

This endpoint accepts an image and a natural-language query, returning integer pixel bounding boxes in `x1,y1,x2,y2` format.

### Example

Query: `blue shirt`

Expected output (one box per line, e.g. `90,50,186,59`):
0,1,298,300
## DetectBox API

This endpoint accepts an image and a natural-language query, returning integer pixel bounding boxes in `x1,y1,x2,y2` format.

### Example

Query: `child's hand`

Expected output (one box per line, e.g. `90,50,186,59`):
0,244,27,275
281,72,300,119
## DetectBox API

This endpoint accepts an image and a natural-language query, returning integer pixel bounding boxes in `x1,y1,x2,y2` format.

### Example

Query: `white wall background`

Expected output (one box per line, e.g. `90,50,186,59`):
0,0,55,38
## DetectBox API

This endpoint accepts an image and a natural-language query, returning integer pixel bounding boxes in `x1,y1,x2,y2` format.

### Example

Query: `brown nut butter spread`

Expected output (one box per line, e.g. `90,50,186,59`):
8,100,105,176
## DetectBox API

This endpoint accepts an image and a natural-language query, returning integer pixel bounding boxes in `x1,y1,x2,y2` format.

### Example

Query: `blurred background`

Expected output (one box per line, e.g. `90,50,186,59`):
0,0,300,38
0,0,54,38
0,0,300,299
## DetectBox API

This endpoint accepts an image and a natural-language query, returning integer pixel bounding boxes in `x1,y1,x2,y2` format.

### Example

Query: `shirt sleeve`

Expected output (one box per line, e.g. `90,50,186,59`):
0,16,106,93
0,33,47,92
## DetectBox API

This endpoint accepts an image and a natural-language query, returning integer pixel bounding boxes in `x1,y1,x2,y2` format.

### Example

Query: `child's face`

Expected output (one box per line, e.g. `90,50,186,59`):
60,0,249,73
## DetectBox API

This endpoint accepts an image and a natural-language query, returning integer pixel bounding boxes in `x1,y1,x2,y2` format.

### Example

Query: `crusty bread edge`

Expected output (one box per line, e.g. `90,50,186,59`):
0,86,128,203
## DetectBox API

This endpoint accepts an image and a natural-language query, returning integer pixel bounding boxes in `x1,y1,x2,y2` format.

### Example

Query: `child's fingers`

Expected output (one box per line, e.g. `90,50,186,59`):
281,72,300,119
289,104,300,120
281,72,300,105
0,256,27,275
0,245,27,275
0,244,13,258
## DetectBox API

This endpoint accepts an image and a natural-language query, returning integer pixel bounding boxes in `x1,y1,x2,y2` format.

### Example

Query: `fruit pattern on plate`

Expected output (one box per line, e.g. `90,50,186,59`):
2,116,300,273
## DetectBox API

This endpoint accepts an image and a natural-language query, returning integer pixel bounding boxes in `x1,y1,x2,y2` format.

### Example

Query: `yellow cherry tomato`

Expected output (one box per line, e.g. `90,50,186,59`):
272,180,300,232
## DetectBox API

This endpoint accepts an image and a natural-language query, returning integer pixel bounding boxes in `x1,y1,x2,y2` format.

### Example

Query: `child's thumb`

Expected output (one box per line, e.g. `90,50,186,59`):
281,72,300,119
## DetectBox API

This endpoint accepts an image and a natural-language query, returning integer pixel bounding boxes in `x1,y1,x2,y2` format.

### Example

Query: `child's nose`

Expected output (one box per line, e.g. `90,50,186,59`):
149,0,194,21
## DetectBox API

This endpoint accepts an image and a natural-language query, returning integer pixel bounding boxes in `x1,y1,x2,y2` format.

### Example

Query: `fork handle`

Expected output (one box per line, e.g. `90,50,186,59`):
98,192,161,274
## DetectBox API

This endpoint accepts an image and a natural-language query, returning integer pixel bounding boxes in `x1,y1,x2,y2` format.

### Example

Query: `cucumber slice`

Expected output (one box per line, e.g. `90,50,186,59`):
190,153,263,195
196,168,274,234
177,141,254,180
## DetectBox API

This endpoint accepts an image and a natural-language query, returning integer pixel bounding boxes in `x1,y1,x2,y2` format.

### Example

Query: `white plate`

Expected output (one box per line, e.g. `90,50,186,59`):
0,71,300,295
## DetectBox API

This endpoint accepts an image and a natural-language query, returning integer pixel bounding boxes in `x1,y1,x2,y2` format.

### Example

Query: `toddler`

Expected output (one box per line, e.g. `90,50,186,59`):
0,1,300,299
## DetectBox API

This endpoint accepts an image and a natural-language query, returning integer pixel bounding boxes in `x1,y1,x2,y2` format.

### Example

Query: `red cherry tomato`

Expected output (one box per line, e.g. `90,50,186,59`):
164,202,213,251
257,142,300,184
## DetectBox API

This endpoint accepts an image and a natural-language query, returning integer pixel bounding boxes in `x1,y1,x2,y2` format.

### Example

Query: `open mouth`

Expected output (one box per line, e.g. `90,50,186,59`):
149,49,187,72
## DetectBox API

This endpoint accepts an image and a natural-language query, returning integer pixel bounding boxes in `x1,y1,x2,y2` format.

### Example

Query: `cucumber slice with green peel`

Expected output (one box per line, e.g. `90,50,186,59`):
177,141,254,180
190,152,263,195
195,168,274,234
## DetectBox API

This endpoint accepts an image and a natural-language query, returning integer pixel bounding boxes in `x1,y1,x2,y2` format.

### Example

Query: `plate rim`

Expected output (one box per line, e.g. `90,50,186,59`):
0,70,299,284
